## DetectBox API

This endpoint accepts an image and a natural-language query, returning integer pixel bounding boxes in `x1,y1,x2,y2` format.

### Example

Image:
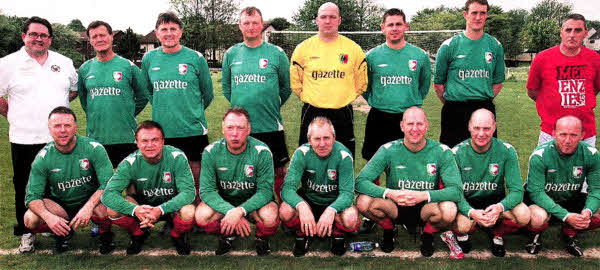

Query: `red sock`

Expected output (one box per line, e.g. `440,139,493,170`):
274,174,285,203
283,216,303,236
423,222,440,234
527,222,548,234
91,216,112,234
562,224,578,237
111,216,144,236
493,219,522,237
171,215,194,238
374,177,381,186
256,219,280,237
29,223,50,234
200,220,221,235
378,218,395,230
333,219,361,236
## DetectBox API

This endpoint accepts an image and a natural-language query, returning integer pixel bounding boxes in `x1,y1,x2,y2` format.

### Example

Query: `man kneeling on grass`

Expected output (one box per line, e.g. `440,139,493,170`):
525,115,600,257
450,109,530,257
279,117,359,257
101,121,196,255
23,107,114,254
195,107,279,256
355,107,464,258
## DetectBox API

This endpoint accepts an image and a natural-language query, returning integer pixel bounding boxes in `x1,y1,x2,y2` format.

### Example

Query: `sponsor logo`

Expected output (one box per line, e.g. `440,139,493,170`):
79,159,89,170
307,179,338,193
233,74,266,85
573,166,583,178
545,183,581,192
408,60,417,71
57,176,93,192
178,64,188,75
259,58,268,69
548,169,557,173
397,179,435,190
152,80,188,91
427,163,436,176
232,61,243,65
50,168,62,173
137,178,148,182
489,164,499,176
339,54,348,64
463,167,472,171
381,75,412,87
457,55,467,58
377,64,388,68
163,172,172,183
113,71,122,82
218,167,229,171
485,52,493,63
89,87,122,99
311,70,345,80
86,75,95,80
463,182,498,191
143,188,174,197
458,69,489,80
244,164,254,177
327,169,337,180
396,165,406,169
309,56,320,60
152,67,160,71
51,65,61,72
220,181,255,190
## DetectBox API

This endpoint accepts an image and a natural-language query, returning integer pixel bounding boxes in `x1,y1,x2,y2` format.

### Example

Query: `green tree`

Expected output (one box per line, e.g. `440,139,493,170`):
502,9,528,60
529,0,572,25
50,23,84,67
67,19,86,32
0,15,27,57
170,0,240,61
269,17,292,31
521,18,561,53
588,20,600,31
293,0,361,31
356,0,386,31
115,27,143,62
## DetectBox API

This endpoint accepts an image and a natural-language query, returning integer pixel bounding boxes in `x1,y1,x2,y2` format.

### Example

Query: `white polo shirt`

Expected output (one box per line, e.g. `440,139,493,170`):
0,47,77,144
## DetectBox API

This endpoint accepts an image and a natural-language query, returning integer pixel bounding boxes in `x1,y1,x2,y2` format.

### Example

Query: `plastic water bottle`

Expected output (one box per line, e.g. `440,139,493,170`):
348,241,379,252
90,221,100,237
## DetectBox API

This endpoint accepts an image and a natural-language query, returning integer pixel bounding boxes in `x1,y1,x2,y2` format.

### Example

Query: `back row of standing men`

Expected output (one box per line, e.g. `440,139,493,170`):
1,0,599,258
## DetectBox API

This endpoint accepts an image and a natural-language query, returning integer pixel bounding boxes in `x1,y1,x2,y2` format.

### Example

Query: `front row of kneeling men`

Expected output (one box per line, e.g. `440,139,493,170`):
22,106,600,258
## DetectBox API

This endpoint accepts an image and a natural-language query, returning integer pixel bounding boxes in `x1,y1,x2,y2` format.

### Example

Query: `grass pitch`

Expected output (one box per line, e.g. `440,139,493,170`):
1,70,600,269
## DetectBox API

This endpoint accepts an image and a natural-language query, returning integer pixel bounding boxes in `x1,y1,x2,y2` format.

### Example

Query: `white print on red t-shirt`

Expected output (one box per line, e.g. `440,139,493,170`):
556,65,587,108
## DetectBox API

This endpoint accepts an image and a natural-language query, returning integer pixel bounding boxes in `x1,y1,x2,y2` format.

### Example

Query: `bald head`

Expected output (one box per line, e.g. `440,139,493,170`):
554,115,584,155
468,109,496,152
318,2,340,16
555,115,583,134
403,107,428,123
401,107,429,151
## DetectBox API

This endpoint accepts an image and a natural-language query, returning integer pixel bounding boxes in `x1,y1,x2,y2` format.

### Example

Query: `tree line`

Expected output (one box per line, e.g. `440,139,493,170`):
1,0,598,67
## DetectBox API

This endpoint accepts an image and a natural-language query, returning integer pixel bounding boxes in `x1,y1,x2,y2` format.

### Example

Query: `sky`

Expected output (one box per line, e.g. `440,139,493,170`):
2,0,598,34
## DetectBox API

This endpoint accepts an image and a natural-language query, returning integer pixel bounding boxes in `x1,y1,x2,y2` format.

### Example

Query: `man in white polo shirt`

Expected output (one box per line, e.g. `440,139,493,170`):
0,16,78,252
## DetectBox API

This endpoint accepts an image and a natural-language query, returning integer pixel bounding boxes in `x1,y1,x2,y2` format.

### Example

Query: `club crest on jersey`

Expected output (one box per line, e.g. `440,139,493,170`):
79,159,89,170
51,65,61,72
408,60,417,71
244,164,254,177
113,71,122,82
327,169,337,180
339,54,348,64
259,58,268,69
427,163,437,176
178,64,188,75
163,172,172,183
489,164,499,176
573,166,583,178
485,52,493,64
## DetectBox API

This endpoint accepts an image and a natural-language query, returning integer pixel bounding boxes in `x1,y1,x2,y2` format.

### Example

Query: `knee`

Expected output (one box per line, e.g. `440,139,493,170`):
341,206,359,228
356,195,372,214
194,203,214,226
439,202,457,223
179,204,196,222
259,203,279,226
23,210,41,229
93,204,108,218
278,202,296,222
511,203,531,226
529,206,548,227
106,207,122,219
456,215,474,235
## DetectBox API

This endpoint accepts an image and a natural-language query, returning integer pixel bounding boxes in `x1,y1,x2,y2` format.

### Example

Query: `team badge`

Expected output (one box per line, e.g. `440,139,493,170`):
489,164,499,176
408,60,417,71
485,52,493,64
178,64,188,75
113,71,122,82
259,58,268,69
51,65,61,72
339,54,348,64
573,166,583,178
427,163,437,176
327,169,337,180
79,159,89,170
163,172,172,183
244,164,254,177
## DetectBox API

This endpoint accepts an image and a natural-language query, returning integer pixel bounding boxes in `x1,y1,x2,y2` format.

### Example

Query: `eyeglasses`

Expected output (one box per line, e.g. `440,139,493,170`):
27,32,50,40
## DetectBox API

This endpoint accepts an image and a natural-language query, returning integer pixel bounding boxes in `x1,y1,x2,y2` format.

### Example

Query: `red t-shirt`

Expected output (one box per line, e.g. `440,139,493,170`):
527,46,600,137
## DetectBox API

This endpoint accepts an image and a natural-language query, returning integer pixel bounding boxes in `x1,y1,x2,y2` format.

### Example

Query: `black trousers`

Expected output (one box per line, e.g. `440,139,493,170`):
440,100,497,148
298,103,355,157
11,142,46,235
361,107,404,161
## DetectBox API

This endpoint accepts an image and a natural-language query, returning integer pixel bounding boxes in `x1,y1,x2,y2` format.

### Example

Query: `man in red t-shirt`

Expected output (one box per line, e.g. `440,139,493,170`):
527,13,600,146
